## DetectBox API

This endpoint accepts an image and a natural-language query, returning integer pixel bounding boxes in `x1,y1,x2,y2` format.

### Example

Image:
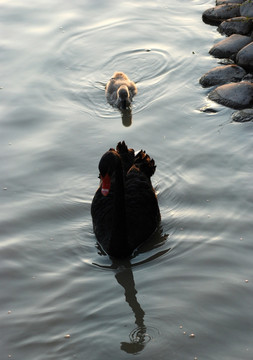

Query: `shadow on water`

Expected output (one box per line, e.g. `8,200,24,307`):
93,229,170,354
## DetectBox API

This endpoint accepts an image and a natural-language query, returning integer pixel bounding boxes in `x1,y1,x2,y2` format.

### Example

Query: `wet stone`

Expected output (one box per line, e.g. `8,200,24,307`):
242,73,253,82
236,42,253,71
202,4,241,25
218,16,253,36
209,34,252,59
199,64,246,87
208,81,253,109
201,0,253,112
232,108,253,122
216,0,245,4
240,0,253,17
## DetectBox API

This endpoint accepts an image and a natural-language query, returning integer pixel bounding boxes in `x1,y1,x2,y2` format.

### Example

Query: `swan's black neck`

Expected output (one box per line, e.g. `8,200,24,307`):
108,160,130,258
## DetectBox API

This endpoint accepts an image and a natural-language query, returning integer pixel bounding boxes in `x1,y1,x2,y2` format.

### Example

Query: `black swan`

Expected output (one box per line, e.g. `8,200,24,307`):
91,141,160,258
105,72,137,110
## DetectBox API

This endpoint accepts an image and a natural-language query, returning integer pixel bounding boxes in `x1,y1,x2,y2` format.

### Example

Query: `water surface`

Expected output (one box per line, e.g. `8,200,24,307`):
1,1,253,359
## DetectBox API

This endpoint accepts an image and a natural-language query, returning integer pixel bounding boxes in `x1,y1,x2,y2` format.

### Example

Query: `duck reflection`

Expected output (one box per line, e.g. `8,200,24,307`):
120,108,132,127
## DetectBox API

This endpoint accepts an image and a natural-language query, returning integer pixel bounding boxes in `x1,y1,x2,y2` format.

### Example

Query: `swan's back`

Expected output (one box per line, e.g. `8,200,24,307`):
91,141,160,257
124,167,160,249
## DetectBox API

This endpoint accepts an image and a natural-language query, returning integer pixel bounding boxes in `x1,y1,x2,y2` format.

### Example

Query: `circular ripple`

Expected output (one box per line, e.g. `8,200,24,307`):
103,48,172,82
129,326,154,344
121,325,161,354
44,18,177,119
103,48,174,114
64,47,174,119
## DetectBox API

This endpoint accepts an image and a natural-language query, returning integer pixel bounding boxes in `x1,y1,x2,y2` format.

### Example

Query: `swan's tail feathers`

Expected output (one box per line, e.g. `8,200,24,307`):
108,141,129,154
116,141,135,174
134,150,156,178
116,141,128,154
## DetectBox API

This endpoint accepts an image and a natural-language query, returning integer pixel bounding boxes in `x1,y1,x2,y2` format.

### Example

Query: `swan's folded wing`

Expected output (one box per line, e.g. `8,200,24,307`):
133,150,156,178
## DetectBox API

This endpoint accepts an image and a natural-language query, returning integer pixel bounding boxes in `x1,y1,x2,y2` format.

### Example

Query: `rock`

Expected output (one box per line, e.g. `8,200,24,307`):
240,0,253,17
243,73,253,82
209,34,252,59
202,4,241,26
232,108,253,122
236,41,253,71
199,64,246,87
208,81,253,109
216,0,245,4
202,0,253,112
218,17,253,36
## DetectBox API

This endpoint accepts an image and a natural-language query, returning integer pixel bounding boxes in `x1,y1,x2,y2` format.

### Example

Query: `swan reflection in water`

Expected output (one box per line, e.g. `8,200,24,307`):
115,263,147,354
94,230,169,354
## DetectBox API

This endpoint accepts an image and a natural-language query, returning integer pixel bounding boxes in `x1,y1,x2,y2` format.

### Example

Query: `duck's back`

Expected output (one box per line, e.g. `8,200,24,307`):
105,72,137,103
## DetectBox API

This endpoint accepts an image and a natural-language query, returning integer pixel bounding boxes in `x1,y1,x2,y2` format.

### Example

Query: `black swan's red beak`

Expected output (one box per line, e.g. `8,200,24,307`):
101,173,111,196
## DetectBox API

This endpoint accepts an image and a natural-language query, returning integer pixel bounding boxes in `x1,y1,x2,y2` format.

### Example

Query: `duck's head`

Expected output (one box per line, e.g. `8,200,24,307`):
117,85,131,110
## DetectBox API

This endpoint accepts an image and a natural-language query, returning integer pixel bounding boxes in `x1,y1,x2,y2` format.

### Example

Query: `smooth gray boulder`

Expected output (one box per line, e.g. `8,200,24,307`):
240,0,253,17
243,73,253,82
202,4,241,25
208,81,253,109
218,17,253,36
232,108,253,122
209,34,252,58
216,0,245,4
199,64,246,87
236,41,253,71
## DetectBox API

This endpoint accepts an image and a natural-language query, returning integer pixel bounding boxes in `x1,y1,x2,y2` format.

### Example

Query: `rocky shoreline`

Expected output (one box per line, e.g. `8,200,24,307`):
201,0,253,122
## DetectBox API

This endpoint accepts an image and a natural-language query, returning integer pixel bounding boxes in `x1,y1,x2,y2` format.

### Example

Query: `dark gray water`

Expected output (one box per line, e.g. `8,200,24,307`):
1,0,253,359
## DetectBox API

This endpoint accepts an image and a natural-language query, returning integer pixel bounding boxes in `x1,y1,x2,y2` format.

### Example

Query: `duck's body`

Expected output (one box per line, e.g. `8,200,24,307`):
91,142,160,258
105,72,137,110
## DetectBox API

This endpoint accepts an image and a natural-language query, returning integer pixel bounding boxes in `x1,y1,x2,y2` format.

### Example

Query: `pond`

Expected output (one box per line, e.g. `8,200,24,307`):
1,0,253,359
